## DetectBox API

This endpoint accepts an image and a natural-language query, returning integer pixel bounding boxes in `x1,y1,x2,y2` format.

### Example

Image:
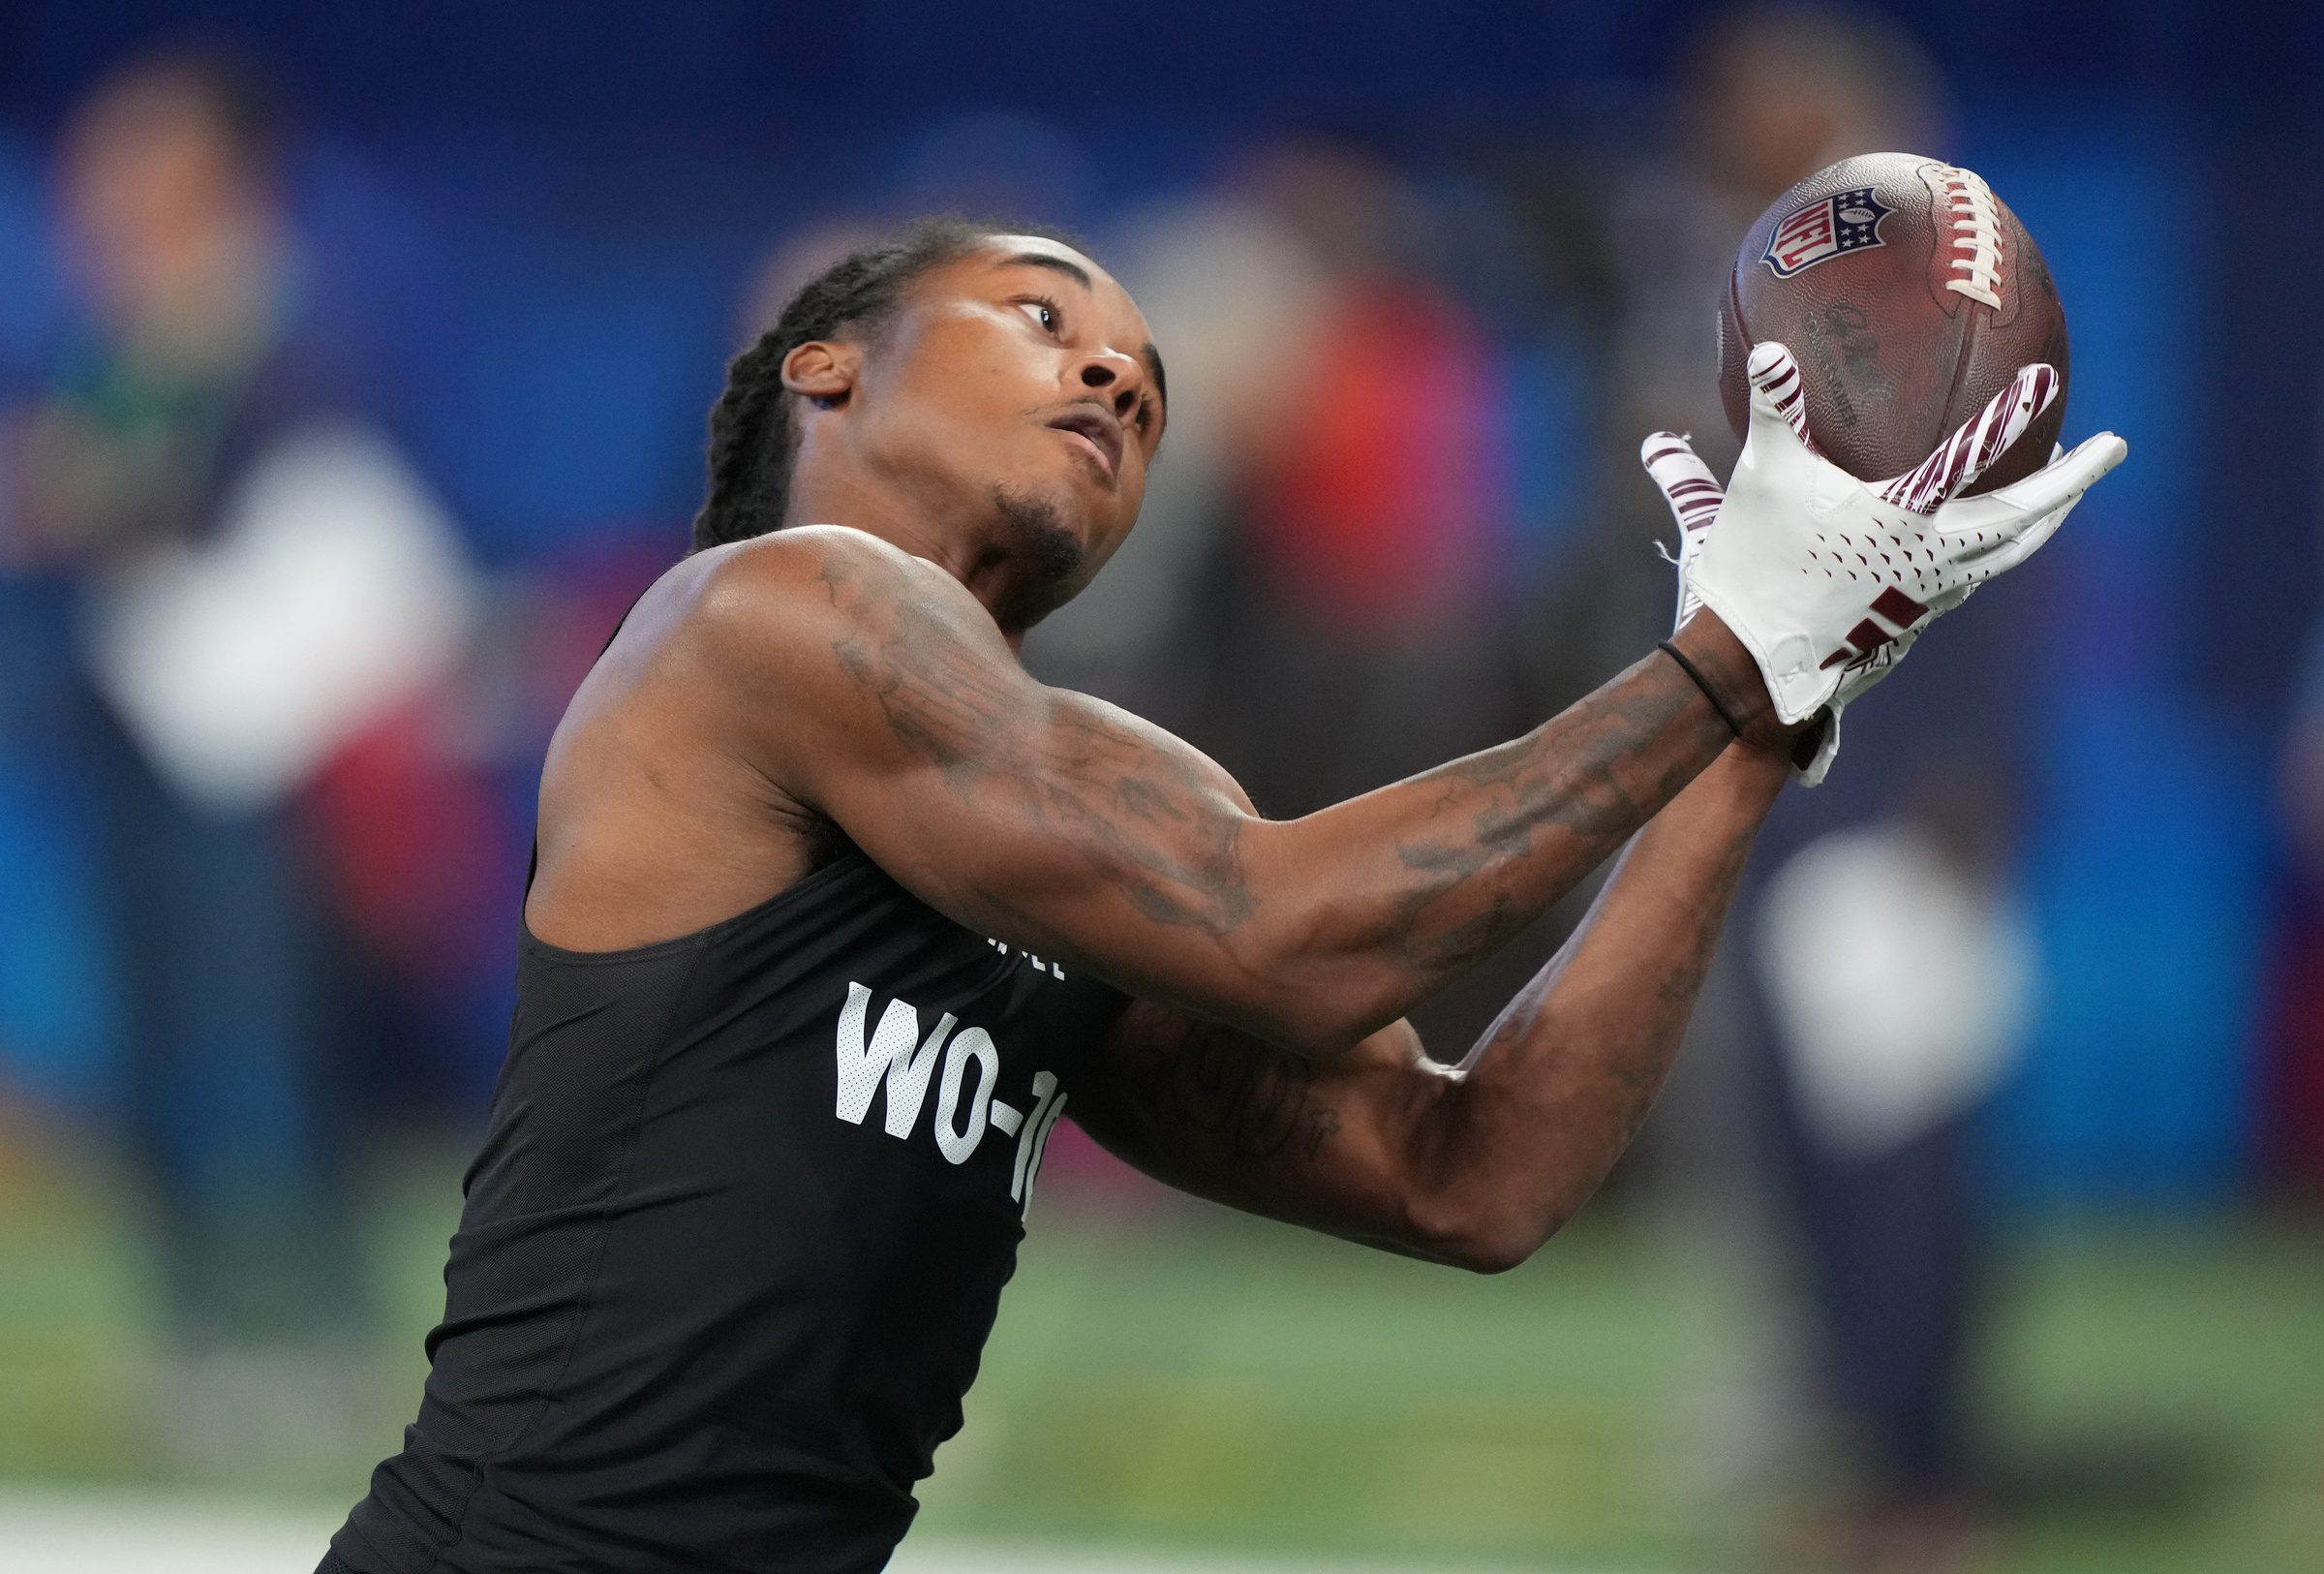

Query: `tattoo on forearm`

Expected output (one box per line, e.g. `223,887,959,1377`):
1606,815,1759,1148
1389,772,1776,1251
1379,666,1728,980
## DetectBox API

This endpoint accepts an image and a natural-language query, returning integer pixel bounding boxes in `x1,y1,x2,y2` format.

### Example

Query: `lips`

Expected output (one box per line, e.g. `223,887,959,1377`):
1046,407,1123,482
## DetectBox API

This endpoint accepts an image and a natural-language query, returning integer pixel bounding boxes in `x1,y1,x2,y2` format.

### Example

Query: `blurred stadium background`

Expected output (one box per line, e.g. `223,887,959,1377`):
2,2,2320,1571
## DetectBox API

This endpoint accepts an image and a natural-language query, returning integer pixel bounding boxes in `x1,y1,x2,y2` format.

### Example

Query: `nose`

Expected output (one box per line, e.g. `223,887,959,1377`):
1075,348,1147,425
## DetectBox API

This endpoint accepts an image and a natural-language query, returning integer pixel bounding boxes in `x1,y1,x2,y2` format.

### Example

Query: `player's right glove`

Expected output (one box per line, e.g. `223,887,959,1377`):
1642,341,2125,761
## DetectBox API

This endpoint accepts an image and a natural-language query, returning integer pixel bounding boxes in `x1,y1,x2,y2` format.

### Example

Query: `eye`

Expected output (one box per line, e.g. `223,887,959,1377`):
1134,396,1154,435
1017,296,1062,334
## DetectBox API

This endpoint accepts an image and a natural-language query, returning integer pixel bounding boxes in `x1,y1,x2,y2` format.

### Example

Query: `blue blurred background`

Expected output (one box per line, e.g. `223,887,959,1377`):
1,3,2319,1571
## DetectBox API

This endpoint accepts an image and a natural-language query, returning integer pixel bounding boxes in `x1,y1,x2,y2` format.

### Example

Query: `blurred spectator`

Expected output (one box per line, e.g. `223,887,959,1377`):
1755,756,2033,1569
1059,142,1546,1049
1591,1,1948,680
0,48,475,1466
1031,190,1330,717
1588,8,1982,1559
1051,141,1519,806
732,217,890,355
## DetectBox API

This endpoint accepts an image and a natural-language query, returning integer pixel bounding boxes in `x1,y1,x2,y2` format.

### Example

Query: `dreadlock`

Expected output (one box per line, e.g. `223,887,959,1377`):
691,217,1081,553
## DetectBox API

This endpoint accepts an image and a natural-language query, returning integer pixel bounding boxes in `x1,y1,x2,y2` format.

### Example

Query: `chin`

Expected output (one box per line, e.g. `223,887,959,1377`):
990,482,1093,628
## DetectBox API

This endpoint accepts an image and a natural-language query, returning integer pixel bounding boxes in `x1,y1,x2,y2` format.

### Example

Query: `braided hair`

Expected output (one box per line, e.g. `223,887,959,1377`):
691,217,1076,553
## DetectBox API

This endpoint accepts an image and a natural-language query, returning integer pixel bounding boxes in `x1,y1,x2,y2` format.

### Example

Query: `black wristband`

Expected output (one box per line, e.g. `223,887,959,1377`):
1659,639,1746,739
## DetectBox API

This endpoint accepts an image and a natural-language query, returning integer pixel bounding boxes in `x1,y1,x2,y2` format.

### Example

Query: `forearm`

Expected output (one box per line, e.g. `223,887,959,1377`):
1402,739,1787,1266
1248,614,1777,1048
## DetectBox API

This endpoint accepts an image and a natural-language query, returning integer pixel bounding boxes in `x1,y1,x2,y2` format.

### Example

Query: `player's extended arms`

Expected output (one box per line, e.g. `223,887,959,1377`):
1068,739,1787,1274
689,525,1778,1058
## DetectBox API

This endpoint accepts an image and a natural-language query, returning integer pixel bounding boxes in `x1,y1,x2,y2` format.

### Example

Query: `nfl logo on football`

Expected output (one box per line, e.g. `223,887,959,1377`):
1761,186,1894,278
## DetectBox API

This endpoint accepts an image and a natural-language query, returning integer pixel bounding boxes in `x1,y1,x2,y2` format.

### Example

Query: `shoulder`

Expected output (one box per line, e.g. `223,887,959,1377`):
679,526,1001,668
641,527,1028,782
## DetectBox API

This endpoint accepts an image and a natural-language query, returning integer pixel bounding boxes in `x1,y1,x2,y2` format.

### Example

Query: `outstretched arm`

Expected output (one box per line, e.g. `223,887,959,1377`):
1067,739,1787,1272
692,525,1784,1058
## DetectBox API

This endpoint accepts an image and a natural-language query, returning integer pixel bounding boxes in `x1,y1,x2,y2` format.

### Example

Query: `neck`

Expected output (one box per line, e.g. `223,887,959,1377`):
782,469,1031,644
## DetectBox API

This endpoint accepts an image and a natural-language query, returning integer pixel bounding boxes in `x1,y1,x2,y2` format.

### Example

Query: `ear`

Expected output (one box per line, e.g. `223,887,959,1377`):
781,340,857,409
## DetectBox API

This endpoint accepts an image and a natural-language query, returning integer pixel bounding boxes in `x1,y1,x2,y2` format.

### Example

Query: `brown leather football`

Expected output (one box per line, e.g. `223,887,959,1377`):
1718,151,2068,494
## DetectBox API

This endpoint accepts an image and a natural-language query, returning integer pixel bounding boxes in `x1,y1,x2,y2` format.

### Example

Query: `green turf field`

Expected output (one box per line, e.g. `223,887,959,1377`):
2,1145,2318,1572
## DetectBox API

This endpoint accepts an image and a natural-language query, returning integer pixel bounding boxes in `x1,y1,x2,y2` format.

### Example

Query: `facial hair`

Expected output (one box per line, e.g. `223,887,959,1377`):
988,482,1087,631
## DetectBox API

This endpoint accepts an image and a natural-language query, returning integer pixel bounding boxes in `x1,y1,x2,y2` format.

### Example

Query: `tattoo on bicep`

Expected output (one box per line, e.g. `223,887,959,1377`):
1122,1008,1324,1161
830,613,1023,776
816,549,1256,939
1175,1023,1309,1157
1025,711,1255,932
1300,1106,1341,1160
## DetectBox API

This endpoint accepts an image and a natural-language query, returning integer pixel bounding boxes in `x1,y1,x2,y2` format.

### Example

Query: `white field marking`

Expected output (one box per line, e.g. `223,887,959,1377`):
0,1490,345,1574
0,1489,1633,1574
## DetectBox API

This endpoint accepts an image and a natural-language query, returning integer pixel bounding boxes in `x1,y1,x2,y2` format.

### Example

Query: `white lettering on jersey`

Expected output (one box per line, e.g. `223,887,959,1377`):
933,1027,999,1164
1027,1089,1068,1199
836,982,1065,1211
1010,1070,1064,1204
984,936,1065,980
834,981,955,1137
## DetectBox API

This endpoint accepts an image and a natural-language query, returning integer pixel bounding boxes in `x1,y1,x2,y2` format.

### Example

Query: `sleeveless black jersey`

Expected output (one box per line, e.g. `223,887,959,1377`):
323,845,1130,1574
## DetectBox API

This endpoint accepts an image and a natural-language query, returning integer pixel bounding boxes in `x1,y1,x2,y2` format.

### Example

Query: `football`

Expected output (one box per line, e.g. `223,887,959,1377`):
1718,151,2068,494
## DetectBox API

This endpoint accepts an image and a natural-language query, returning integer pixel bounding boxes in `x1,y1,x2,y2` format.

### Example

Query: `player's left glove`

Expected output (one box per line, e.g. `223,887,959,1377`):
1640,346,2118,785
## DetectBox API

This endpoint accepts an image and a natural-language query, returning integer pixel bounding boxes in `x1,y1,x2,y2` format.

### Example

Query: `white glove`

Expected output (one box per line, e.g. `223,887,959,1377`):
1642,342,2126,780
1644,382,1918,781
1644,365,1937,781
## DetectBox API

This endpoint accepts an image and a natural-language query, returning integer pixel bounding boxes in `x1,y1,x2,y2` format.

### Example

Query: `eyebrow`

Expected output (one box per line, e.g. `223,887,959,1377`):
1002,251,1092,289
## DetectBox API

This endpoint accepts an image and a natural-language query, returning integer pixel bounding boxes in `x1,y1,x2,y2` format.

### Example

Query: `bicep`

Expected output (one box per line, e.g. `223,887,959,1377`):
710,531,1284,1030
826,673,1259,963
1071,999,1460,1258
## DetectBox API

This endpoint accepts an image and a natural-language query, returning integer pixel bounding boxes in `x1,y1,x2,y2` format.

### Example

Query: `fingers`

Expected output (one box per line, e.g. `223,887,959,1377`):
1984,431,2129,517
1878,363,2062,512
1980,466,2115,574
1743,342,1818,451
1981,502,2072,575
1639,431,1724,536
1933,431,2127,576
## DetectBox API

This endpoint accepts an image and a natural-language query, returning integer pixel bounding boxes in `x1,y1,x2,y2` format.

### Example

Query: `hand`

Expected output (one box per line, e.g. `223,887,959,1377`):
1643,373,1900,782
1641,343,2126,783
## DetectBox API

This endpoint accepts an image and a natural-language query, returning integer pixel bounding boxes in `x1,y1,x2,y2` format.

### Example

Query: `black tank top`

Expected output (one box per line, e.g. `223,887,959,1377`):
324,845,1130,1574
